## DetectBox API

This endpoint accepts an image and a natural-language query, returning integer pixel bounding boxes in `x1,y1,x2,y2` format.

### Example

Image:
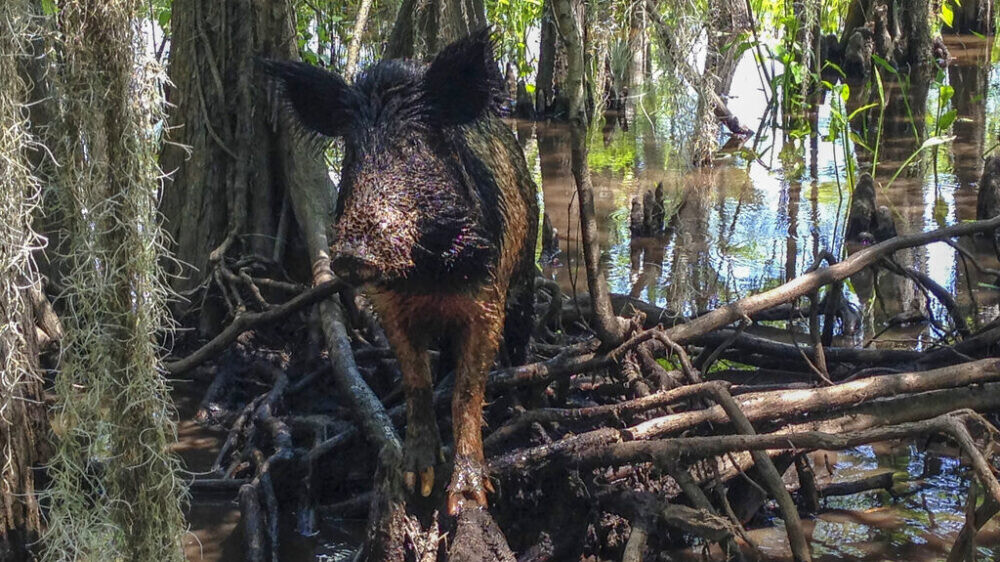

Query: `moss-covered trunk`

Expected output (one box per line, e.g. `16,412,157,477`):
0,2,48,559
40,1,187,559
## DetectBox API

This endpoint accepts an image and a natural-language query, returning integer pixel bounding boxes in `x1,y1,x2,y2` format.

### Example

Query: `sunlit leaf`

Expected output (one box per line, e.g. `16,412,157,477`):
939,84,955,105
941,2,954,26
840,83,850,103
938,109,958,130
920,135,956,149
847,102,879,121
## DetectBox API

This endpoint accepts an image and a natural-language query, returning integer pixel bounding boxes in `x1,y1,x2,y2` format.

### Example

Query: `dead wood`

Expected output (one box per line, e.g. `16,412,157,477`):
238,483,266,562
485,382,714,449
449,508,517,562
660,214,1000,346
660,504,736,543
705,383,811,561
491,359,1000,473
165,280,343,375
794,454,821,512
816,470,894,498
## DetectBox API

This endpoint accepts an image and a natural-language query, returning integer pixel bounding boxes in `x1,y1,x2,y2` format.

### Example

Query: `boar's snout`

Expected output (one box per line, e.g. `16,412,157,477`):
331,248,381,286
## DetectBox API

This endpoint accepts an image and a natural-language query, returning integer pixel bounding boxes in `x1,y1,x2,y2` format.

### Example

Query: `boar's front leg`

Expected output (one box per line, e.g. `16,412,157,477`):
447,303,504,515
381,318,443,497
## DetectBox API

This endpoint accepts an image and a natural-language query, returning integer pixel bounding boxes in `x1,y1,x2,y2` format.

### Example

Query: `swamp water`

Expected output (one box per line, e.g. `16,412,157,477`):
181,35,1000,561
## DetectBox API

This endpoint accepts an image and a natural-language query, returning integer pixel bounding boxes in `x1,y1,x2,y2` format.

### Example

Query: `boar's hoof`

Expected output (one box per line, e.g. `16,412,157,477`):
403,421,444,497
446,455,494,515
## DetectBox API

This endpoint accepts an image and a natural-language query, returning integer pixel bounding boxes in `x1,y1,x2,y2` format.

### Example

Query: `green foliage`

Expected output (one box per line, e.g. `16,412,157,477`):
487,0,543,77
293,0,400,70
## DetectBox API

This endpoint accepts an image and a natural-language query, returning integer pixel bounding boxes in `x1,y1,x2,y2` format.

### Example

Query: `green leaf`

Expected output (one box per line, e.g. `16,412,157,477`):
847,102,879,121
157,8,171,29
939,84,955,105
972,30,987,39
871,54,897,75
938,109,958,130
840,83,850,103
941,2,954,26
849,132,874,153
822,61,846,79
875,67,886,105
41,0,57,15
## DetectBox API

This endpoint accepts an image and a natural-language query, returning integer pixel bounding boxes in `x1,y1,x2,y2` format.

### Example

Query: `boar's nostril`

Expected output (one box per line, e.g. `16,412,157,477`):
331,253,380,285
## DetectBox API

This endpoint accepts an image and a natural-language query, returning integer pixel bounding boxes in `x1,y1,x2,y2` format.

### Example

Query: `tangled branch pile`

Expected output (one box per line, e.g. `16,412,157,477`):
175,209,1000,560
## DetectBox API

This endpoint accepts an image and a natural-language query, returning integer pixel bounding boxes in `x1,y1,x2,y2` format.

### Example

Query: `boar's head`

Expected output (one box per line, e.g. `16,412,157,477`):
262,29,505,292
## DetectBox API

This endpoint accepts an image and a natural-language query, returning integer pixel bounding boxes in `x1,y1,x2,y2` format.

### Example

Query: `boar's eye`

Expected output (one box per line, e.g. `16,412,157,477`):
259,59,356,138
423,27,503,126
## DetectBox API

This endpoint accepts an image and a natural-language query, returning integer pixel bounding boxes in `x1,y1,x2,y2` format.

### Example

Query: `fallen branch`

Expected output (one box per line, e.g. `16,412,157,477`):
705,383,811,562
661,215,1000,346
815,470,894,498
165,280,343,375
491,359,1000,473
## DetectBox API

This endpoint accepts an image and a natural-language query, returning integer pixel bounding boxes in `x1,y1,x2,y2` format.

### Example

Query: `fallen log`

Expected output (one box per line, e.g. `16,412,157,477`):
491,359,1000,473
816,470,895,498
661,214,1000,346
165,280,343,375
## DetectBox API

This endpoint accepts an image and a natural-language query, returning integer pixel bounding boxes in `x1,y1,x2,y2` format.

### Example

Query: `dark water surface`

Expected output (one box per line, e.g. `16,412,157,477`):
180,35,1000,560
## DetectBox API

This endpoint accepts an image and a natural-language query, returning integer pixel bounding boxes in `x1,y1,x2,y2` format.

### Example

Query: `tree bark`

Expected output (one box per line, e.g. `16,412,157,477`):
535,0,568,118
552,0,625,348
345,0,375,80
384,0,486,61
0,7,48,558
160,0,329,330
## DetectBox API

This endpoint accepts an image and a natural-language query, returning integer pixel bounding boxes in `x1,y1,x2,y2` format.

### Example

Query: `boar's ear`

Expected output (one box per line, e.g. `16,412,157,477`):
423,27,503,125
258,59,355,137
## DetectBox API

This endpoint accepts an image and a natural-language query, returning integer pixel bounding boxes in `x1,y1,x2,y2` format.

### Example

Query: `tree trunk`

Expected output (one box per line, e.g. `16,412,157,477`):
160,0,329,330
900,0,932,66
384,0,486,61
41,1,187,559
535,0,568,119
345,0,375,80
705,0,748,100
553,0,625,348
0,5,48,559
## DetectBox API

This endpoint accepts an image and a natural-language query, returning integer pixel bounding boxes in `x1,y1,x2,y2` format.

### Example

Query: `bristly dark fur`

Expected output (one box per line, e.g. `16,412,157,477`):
257,58,359,138
423,27,505,125
259,26,503,143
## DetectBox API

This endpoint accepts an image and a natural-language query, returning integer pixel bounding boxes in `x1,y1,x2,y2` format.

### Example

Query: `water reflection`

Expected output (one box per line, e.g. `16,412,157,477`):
527,34,1000,560
533,35,1000,347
